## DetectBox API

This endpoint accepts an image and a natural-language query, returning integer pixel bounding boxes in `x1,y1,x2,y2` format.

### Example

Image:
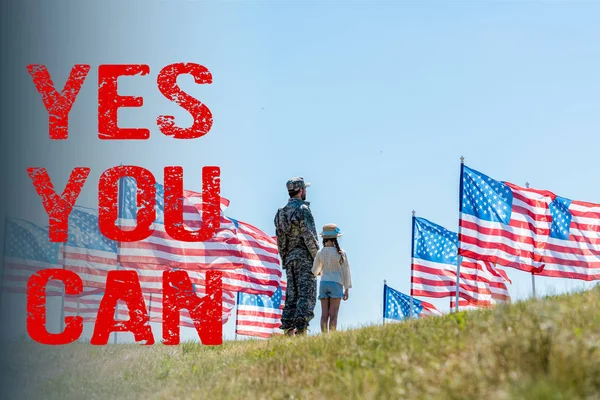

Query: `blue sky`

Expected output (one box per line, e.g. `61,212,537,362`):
2,1,600,341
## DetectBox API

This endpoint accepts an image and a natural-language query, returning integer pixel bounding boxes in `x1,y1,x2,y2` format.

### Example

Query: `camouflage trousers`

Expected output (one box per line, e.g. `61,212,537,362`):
280,258,317,331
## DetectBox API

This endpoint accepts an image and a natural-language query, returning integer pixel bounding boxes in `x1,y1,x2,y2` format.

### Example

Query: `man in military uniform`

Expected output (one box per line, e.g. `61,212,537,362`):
274,177,319,335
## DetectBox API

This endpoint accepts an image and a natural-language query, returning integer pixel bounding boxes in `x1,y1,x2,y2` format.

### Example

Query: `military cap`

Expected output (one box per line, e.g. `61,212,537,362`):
286,177,311,191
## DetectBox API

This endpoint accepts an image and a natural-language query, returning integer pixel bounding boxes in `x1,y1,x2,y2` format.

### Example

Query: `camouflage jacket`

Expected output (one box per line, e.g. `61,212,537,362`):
274,198,319,267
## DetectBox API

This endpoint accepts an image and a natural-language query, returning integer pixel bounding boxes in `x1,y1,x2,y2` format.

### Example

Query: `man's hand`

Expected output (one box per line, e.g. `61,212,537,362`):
343,289,349,301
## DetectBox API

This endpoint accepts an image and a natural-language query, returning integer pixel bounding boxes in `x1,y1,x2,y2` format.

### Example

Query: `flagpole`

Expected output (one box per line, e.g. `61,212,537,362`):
455,156,465,313
382,279,387,325
524,181,537,299
454,256,463,313
235,292,240,340
60,243,66,332
149,292,152,322
73,296,80,342
114,166,125,345
409,211,416,319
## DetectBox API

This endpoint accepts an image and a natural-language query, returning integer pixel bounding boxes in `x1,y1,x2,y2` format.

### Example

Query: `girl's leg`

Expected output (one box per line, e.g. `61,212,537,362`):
320,298,330,333
328,298,342,331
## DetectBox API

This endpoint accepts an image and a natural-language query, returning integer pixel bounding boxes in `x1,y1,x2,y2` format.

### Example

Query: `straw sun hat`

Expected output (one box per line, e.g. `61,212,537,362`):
320,223,343,239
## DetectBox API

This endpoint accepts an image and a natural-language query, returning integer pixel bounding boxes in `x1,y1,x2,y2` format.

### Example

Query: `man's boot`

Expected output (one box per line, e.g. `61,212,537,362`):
295,322,308,336
280,322,295,337
283,328,296,337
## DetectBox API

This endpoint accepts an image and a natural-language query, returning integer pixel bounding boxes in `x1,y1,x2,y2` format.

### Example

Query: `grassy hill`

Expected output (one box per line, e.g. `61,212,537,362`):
2,286,599,400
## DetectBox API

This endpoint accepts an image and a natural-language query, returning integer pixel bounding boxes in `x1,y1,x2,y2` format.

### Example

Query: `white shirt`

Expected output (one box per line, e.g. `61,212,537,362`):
311,246,352,290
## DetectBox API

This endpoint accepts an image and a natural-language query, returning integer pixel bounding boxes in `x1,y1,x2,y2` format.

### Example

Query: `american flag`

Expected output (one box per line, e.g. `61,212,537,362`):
122,223,282,297
117,176,243,270
411,217,461,298
411,216,511,303
384,284,442,322
459,164,600,281
2,218,62,296
235,279,287,338
64,206,238,320
64,207,118,289
117,177,282,296
222,219,282,296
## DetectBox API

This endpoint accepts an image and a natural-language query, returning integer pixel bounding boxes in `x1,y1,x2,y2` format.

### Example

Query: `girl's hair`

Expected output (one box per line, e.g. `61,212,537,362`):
323,238,345,265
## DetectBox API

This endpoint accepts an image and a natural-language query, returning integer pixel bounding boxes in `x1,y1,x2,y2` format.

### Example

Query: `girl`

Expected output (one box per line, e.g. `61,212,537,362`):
312,223,352,333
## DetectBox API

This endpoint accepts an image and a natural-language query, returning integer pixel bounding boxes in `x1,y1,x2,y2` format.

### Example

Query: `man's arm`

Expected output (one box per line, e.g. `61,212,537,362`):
298,205,319,259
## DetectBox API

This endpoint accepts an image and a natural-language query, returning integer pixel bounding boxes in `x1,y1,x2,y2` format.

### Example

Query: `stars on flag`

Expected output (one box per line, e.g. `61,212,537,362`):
68,207,117,252
239,285,282,310
5,219,59,264
549,196,573,240
462,166,513,224
236,280,286,338
121,177,168,224
414,217,458,265
384,285,423,320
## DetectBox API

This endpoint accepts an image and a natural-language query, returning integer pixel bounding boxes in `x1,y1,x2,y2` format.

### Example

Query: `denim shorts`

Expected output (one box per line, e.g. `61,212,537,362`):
318,281,344,300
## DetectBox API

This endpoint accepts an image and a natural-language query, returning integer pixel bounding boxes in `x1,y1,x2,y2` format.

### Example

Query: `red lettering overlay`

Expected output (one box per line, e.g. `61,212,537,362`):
98,165,156,242
90,270,154,345
27,269,83,345
162,270,222,345
26,269,223,345
98,64,150,140
27,64,90,140
164,166,220,242
28,167,90,242
157,63,213,139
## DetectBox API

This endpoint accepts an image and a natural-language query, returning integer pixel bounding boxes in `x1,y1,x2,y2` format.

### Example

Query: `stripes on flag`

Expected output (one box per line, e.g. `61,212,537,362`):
222,219,282,296
2,218,62,296
63,207,118,289
450,298,480,311
235,280,286,338
121,225,282,296
459,258,511,306
116,177,282,296
64,287,107,323
117,177,244,271
459,164,600,281
421,300,443,317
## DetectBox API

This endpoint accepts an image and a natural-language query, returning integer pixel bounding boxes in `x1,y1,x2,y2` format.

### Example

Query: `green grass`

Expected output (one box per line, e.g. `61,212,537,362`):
2,287,600,399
